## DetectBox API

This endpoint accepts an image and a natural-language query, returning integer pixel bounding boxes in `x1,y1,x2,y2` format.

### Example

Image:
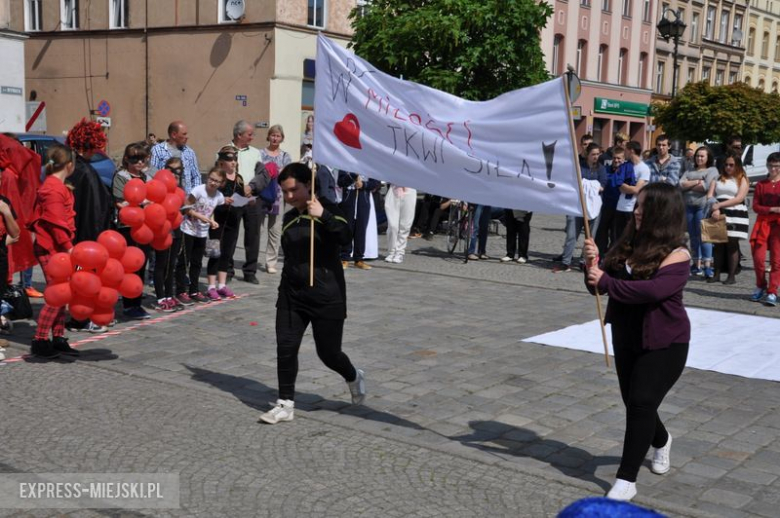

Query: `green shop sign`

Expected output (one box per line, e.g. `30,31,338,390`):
594,97,650,118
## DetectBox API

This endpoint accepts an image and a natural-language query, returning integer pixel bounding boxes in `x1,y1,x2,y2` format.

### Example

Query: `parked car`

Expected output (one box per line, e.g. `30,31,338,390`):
742,143,780,183
15,133,116,187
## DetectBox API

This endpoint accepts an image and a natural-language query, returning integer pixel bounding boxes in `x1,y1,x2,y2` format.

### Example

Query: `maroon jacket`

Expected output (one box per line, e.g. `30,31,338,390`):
587,260,691,350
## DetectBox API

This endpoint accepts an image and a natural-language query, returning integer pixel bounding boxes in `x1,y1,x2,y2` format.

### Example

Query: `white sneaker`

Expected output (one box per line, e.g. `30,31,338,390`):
500,256,513,262
384,254,396,263
606,479,637,501
0,348,6,360
517,257,527,264
348,369,366,405
392,255,403,264
651,434,672,474
258,399,294,424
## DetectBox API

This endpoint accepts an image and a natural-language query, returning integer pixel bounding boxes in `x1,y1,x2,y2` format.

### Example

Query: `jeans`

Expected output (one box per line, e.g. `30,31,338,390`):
686,205,713,264
561,215,600,266
22,267,33,288
468,205,491,255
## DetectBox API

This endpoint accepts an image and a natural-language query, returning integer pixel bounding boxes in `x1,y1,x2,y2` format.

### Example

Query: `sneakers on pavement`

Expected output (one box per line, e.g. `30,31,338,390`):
478,254,490,260
517,257,527,264
606,479,637,501
86,321,108,334
123,306,151,320
25,286,44,298
467,254,479,261
392,255,403,264
206,288,221,302
217,286,236,299
266,267,278,274
552,263,572,273
384,254,396,263
190,292,209,304
500,256,513,263
258,399,295,424
176,293,195,306
751,287,767,302
0,315,13,335
765,293,778,307
154,299,177,313
348,368,366,405
243,275,260,285
651,434,672,475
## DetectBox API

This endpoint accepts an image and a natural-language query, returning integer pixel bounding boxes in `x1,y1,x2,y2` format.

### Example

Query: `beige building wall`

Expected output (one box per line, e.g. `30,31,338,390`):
744,0,780,92
654,1,703,97
0,0,10,28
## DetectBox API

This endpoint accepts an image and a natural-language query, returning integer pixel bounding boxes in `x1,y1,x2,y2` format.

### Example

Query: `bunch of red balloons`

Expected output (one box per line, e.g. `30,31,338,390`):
118,169,186,251
43,230,146,326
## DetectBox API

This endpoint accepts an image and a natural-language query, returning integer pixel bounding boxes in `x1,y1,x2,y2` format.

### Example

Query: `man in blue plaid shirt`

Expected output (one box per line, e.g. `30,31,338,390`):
150,121,202,194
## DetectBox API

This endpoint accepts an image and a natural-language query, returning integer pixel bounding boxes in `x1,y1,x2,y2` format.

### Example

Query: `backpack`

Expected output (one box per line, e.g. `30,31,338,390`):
259,177,278,206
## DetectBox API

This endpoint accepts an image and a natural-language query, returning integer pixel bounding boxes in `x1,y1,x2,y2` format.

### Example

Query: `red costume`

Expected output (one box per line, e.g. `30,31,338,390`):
0,135,40,273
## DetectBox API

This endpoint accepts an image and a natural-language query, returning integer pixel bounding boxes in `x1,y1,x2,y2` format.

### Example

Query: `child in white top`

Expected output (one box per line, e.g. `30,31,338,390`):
178,167,228,301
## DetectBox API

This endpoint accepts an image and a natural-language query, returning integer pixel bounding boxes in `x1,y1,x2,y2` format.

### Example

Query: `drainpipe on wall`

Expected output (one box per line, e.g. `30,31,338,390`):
144,0,149,136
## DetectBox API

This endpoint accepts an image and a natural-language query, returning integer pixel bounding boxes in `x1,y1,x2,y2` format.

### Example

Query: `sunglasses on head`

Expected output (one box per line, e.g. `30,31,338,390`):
218,153,237,161
170,167,183,174
127,155,147,164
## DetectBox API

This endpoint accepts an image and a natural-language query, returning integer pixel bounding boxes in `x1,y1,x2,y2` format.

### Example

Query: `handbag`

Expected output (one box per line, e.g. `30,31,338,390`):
701,217,728,243
205,238,221,259
3,284,33,321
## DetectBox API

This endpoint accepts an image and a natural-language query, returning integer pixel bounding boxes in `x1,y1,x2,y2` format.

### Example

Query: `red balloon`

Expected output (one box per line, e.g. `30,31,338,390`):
91,309,115,327
175,187,187,204
157,220,172,237
155,169,178,193
45,252,73,282
130,224,154,245
70,271,102,298
171,212,184,229
162,193,181,219
151,232,173,251
69,295,95,321
97,230,128,260
44,282,72,308
96,286,119,308
123,178,147,206
144,204,167,230
119,206,145,227
71,241,109,271
146,179,168,204
100,258,125,288
121,246,146,273
118,273,144,299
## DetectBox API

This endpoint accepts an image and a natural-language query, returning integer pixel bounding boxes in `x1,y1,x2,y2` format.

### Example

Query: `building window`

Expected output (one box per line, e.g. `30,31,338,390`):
639,52,648,88
763,32,770,59
748,28,756,54
705,6,715,40
702,66,711,83
581,0,591,7
25,0,43,31
356,0,369,18
643,0,652,22
773,82,778,93
719,10,729,44
744,75,751,85
618,48,628,85
109,0,127,29
622,0,631,17
308,0,326,28
656,61,665,94
690,12,700,44
759,78,765,90
598,44,608,82
715,70,724,86
602,0,610,12
576,40,587,77
687,67,696,83
61,0,79,30
552,34,564,76
732,14,743,46
729,72,738,84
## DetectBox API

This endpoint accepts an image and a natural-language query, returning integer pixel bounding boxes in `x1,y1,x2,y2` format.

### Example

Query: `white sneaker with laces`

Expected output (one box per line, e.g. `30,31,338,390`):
348,369,366,405
651,434,672,474
517,257,527,264
258,399,294,424
606,479,637,501
500,256,512,262
392,255,403,264
384,254,396,263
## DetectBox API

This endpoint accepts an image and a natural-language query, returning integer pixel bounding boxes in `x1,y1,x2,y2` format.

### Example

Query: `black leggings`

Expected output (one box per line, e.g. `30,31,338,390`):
614,341,689,482
153,230,183,300
177,233,206,295
207,207,243,276
275,307,357,401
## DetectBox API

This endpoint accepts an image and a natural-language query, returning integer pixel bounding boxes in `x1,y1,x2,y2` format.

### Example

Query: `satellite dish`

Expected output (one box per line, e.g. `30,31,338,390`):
225,0,245,21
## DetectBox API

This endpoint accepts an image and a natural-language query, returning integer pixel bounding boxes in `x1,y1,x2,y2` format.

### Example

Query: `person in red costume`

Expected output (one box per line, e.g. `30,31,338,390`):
750,152,780,306
29,144,81,359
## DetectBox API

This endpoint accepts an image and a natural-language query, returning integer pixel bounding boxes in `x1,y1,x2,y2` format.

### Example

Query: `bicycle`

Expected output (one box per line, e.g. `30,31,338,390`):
445,201,474,261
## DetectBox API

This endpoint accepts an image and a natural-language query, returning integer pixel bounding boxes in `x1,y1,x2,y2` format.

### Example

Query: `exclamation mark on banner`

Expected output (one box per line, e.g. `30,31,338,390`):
542,141,556,188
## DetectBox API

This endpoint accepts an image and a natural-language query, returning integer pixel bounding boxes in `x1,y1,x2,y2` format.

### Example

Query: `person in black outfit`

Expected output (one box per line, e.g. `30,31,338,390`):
259,163,366,425
337,171,379,269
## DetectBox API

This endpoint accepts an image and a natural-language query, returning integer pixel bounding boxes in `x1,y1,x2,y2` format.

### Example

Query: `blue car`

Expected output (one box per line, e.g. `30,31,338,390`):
15,133,116,187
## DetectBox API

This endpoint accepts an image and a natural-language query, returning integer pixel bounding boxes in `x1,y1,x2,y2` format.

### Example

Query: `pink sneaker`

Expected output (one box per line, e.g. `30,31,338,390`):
217,286,236,299
206,288,221,301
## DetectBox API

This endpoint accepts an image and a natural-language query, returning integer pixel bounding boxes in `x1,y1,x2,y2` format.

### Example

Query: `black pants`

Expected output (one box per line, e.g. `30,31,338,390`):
614,340,689,482
177,233,206,295
613,210,633,244
596,205,618,254
504,210,532,259
340,190,371,261
239,204,260,277
276,307,357,401
207,206,244,276
118,226,149,309
153,230,183,300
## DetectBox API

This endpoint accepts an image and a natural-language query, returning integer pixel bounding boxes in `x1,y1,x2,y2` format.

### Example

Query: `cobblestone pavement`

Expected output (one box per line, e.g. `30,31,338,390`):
1,212,778,516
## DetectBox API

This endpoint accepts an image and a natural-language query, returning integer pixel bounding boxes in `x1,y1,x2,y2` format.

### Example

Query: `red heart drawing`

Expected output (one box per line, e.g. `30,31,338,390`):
333,113,362,149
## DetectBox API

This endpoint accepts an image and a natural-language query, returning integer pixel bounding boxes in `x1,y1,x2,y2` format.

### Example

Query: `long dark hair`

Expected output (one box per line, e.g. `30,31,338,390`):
718,151,747,187
603,183,687,279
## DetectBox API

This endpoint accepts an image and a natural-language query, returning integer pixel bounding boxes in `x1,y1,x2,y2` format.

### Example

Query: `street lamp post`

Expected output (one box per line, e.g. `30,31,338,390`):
657,8,687,98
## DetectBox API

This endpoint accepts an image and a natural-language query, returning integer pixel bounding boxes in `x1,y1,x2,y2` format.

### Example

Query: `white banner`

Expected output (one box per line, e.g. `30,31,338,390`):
312,35,583,216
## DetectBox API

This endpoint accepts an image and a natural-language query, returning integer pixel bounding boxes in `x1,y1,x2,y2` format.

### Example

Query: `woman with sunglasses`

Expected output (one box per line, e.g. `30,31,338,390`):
204,146,242,300
706,151,750,285
112,142,152,320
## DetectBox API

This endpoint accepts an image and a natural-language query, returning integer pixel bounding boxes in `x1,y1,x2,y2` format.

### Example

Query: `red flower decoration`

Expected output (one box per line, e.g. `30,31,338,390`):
66,118,107,153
